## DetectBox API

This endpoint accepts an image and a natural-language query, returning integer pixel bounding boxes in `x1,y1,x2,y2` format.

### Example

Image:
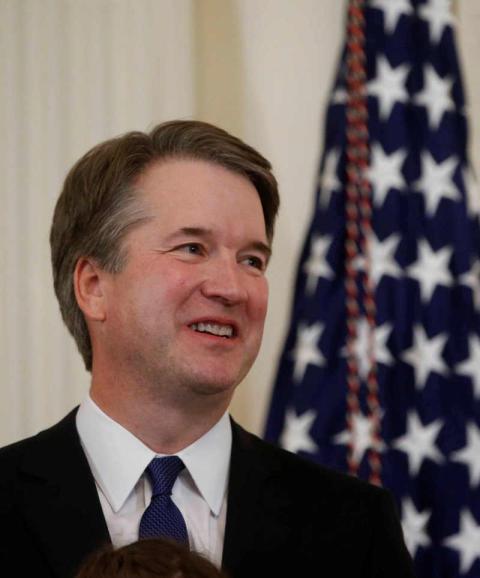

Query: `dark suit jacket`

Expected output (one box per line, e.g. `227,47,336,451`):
0,409,415,578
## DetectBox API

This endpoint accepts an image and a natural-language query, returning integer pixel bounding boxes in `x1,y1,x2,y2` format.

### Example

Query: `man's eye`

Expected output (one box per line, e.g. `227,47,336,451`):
243,255,265,271
178,243,204,255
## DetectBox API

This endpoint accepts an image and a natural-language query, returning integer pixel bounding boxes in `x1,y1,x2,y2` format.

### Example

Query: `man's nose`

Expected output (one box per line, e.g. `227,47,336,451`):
200,257,248,306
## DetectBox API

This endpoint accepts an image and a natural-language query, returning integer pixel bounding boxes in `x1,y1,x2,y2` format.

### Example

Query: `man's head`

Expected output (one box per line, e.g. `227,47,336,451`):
74,538,227,578
50,120,279,374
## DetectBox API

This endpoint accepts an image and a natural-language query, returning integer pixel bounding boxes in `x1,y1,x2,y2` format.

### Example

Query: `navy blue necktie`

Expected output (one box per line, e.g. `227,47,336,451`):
139,456,189,545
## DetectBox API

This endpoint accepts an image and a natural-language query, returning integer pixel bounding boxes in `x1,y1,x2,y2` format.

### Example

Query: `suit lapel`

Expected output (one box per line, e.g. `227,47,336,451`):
18,409,110,578
222,420,291,577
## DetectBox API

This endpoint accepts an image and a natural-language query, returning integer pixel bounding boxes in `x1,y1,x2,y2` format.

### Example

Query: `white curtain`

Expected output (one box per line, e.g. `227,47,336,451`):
1,0,479,445
0,0,195,444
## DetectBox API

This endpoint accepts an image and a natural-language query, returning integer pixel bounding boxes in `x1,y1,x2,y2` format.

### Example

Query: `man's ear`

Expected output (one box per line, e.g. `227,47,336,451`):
74,257,107,322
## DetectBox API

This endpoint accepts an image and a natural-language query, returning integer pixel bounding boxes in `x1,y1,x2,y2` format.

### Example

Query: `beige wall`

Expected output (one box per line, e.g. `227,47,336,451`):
458,0,480,174
1,0,479,445
195,0,346,434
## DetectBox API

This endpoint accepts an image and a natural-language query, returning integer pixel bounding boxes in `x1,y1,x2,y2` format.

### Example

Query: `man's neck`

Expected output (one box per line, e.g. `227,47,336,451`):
89,380,231,455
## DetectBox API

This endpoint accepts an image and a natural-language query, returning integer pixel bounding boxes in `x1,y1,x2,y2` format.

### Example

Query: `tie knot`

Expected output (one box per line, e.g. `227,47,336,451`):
147,456,185,497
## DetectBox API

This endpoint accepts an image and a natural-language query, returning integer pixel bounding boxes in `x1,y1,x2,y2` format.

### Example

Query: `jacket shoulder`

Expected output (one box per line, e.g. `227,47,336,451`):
0,408,79,476
228,420,414,577
231,418,385,499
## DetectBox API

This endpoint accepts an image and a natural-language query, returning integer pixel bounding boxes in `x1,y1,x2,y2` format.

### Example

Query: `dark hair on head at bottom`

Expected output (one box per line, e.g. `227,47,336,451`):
74,539,228,578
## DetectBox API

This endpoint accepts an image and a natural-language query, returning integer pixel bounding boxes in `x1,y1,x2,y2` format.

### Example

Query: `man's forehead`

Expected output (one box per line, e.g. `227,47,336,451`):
137,158,264,211
134,159,267,233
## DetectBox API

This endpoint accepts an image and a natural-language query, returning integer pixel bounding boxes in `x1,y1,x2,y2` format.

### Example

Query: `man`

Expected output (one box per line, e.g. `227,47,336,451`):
0,121,415,578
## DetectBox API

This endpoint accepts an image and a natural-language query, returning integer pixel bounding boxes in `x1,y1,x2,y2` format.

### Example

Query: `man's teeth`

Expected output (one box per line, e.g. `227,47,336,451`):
190,322,234,337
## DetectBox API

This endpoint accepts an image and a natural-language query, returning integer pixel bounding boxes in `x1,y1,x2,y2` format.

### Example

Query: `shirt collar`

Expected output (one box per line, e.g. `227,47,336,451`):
76,394,231,517
176,411,231,517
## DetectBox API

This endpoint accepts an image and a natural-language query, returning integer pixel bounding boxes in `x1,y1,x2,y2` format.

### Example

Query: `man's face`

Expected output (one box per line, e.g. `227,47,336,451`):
99,158,270,406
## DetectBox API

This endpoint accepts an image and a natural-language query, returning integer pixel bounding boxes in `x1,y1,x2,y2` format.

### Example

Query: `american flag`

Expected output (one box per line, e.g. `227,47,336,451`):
264,1,480,576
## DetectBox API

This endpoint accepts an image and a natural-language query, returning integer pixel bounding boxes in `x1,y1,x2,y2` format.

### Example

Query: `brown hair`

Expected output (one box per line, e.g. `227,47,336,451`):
74,539,228,578
50,120,279,371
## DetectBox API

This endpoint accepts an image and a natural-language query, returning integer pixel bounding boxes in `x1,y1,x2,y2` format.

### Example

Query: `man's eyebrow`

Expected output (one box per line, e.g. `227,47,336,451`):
165,227,272,259
164,226,214,241
248,240,272,260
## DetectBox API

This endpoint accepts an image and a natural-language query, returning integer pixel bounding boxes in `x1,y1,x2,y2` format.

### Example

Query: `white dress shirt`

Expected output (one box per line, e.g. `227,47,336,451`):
76,395,231,567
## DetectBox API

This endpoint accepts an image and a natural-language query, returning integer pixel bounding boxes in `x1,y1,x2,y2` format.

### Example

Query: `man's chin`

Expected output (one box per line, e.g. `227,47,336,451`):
188,376,240,398
165,356,255,400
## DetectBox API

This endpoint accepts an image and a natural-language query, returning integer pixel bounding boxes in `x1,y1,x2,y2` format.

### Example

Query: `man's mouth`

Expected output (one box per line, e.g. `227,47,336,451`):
189,322,235,338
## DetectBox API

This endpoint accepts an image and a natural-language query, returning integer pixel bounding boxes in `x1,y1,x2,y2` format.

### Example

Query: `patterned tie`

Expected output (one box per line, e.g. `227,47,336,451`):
139,456,189,545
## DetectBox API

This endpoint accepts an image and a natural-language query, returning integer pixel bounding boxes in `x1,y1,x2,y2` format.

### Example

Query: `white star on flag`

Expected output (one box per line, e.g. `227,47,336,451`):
368,56,410,121
290,322,325,383
412,151,460,217
342,318,393,381
331,86,347,105
419,0,455,44
280,408,318,454
414,65,455,130
451,422,480,487
401,325,448,389
367,143,407,207
303,235,334,295
455,334,480,399
333,410,384,465
393,411,444,475
318,149,341,209
355,232,402,288
444,509,480,575
406,238,453,303
370,0,413,34
459,260,480,312
401,498,431,556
